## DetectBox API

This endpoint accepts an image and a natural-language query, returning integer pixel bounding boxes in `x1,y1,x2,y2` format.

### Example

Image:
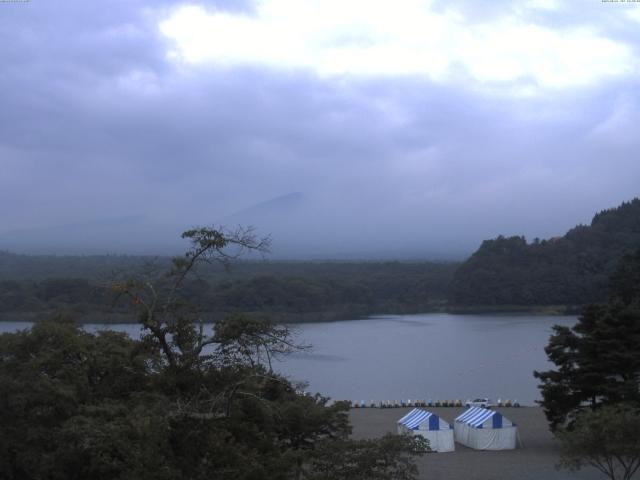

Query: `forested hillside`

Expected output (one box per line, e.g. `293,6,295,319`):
450,198,640,306
0,256,457,322
2,198,640,319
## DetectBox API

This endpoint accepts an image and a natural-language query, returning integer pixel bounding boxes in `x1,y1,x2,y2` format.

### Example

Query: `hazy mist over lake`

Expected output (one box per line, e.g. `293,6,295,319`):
1,1,640,258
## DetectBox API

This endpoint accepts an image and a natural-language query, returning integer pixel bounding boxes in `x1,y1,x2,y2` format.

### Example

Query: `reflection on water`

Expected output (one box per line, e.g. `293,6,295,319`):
277,313,577,406
0,313,576,405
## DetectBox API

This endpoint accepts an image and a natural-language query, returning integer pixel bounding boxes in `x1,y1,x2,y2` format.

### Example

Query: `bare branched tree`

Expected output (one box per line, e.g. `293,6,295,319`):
112,226,272,369
110,226,313,421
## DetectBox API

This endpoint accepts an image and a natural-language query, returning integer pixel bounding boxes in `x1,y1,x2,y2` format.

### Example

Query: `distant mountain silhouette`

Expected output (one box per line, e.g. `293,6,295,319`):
450,198,640,306
222,192,304,225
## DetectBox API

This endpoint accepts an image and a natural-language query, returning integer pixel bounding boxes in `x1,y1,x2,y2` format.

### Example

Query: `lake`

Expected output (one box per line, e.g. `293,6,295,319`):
0,313,577,405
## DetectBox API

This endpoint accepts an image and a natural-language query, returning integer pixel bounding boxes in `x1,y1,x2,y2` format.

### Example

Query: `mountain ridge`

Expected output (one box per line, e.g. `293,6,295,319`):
450,198,640,306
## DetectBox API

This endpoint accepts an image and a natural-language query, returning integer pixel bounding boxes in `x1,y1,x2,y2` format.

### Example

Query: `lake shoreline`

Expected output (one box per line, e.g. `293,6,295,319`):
0,304,582,324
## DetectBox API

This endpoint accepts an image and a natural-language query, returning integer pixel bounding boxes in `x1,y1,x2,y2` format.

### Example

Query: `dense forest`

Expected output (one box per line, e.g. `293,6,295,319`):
0,254,457,323
451,198,640,306
2,198,640,321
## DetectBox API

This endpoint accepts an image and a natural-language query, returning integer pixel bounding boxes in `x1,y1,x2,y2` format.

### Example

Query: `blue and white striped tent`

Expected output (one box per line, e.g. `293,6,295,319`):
397,408,454,452
454,407,517,450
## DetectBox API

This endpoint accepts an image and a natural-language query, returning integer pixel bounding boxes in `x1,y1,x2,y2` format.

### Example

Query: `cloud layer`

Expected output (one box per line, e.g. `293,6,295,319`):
161,1,635,89
1,0,639,257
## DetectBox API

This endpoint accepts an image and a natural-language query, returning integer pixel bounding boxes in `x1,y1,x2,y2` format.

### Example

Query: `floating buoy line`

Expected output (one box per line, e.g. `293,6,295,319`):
349,399,522,408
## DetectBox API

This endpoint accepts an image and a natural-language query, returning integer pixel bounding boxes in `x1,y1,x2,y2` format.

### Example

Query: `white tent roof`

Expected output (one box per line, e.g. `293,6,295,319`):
455,407,513,429
398,408,449,431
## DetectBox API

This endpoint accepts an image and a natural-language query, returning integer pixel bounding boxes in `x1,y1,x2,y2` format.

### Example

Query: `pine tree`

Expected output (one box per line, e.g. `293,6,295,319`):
534,248,640,430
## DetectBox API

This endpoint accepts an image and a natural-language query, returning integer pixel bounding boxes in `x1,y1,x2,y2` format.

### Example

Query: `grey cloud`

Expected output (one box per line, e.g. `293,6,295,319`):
1,1,639,258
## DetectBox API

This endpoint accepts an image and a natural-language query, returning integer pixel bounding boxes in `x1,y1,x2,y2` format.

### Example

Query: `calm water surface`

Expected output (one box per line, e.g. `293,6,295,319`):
0,313,577,405
279,313,577,406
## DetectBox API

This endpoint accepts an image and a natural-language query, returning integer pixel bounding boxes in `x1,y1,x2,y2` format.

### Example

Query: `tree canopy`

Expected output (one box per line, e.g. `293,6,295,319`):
0,256,456,324
0,227,427,480
535,248,640,430
451,198,640,307
557,404,640,480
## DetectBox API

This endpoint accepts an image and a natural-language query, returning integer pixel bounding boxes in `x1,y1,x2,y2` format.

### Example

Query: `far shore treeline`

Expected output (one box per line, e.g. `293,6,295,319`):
1,198,639,323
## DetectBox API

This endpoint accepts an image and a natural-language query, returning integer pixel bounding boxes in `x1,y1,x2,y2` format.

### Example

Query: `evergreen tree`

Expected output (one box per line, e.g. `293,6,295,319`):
534,248,640,430
452,198,640,306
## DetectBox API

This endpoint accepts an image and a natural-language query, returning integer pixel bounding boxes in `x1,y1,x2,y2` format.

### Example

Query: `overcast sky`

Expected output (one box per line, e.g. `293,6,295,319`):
1,0,639,258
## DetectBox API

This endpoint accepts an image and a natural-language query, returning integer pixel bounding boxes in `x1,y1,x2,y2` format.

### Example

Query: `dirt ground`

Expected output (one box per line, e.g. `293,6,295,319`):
349,407,605,480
